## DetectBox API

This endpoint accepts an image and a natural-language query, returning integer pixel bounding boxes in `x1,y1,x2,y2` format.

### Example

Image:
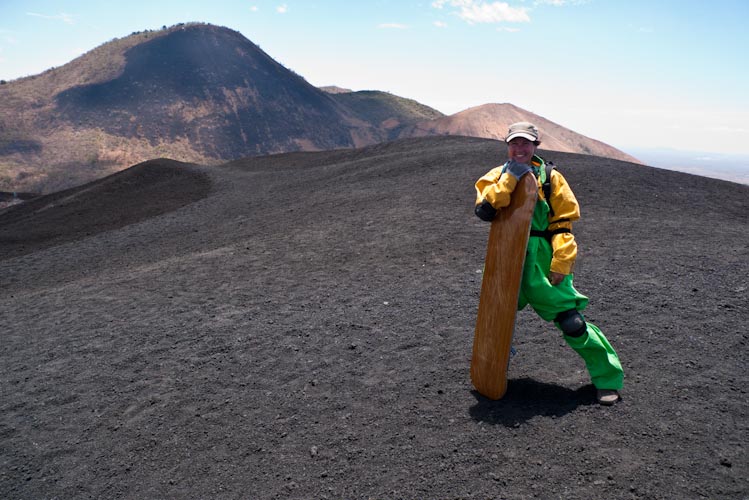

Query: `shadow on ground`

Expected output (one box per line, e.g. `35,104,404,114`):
469,379,596,426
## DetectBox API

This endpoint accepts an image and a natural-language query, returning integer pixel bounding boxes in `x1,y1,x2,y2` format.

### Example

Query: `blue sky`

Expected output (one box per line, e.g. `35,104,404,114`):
1,0,748,157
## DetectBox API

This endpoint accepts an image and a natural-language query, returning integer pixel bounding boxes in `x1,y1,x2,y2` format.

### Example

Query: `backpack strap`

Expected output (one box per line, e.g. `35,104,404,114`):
543,161,555,218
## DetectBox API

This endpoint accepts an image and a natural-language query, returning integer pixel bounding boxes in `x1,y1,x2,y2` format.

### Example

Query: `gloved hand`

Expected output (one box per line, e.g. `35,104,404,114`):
474,200,497,221
549,272,565,286
505,160,532,180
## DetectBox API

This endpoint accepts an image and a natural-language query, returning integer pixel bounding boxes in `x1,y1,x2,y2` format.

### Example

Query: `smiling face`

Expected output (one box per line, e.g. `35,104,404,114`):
507,137,537,165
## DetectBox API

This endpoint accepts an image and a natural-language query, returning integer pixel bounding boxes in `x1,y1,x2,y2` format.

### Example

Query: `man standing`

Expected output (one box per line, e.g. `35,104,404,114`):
474,122,624,405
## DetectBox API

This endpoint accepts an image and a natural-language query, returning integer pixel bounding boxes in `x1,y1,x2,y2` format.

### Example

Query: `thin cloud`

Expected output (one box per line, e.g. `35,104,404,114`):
497,26,521,32
2,34,18,45
434,21,448,28
276,4,288,14
378,23,408,29
431,1,530,24
626,23,653,33
26,12,75,25
706,125,749,134
250,6,259,12
534,0,589,4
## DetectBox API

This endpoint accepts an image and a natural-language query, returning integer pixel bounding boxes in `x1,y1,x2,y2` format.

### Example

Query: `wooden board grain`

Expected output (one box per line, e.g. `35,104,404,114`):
471,173,538,400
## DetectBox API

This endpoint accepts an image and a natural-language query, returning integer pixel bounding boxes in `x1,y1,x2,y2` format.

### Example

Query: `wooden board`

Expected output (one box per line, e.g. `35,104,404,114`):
471,173,538,400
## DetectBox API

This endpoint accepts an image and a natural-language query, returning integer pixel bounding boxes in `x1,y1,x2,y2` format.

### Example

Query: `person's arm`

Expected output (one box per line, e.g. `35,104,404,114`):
474,162,532,220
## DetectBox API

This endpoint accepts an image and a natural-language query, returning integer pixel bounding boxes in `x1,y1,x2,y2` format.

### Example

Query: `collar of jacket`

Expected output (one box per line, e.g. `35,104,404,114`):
530,155,544,176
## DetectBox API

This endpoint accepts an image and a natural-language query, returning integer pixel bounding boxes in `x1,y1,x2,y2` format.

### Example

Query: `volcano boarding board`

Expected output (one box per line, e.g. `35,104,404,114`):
471,172,538,400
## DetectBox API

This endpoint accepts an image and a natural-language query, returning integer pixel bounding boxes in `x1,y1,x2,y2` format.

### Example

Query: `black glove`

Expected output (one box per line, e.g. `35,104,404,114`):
505,160,532,180
475,200,497,221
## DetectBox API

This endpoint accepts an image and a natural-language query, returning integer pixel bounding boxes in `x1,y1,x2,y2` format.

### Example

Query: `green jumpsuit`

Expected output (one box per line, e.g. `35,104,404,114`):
476,157,624,391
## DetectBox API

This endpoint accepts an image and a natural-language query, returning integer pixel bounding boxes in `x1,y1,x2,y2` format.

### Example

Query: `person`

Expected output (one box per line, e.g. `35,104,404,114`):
473,121,624,405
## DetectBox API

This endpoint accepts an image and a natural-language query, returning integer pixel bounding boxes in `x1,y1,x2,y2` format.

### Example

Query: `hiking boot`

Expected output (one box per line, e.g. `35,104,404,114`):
596,389,620,406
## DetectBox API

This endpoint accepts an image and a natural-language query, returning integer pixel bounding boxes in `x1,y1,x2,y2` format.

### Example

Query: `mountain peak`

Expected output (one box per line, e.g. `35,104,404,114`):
399,102,640,164
53,23,353,159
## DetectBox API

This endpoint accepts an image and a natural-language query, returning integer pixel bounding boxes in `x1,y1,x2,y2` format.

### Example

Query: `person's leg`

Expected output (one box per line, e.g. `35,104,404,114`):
558,313,624,391
521,239,624,399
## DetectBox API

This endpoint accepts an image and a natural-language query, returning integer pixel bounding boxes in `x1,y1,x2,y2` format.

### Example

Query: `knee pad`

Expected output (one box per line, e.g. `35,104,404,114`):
556,309,586,337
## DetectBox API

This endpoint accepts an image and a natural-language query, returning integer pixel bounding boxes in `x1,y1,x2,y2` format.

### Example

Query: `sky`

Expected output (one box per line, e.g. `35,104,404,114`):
1,0,749,158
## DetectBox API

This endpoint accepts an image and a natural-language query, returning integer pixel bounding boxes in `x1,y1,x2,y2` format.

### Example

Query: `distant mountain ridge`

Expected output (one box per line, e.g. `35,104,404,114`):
398,103,640,163
0,23,637,193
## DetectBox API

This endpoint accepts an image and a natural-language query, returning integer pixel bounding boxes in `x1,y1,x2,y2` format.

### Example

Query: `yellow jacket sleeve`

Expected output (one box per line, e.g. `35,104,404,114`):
474,165,518,209
545,170,580,275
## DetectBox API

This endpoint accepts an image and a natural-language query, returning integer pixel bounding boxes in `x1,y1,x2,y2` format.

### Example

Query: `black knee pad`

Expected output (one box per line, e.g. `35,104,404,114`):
556,309,586,337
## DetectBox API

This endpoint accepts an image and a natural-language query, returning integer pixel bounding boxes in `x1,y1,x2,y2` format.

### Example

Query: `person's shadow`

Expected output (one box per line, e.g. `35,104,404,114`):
468,378,595,427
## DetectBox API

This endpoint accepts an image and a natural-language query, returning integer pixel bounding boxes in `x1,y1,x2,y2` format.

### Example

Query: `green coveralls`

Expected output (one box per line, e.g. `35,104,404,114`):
519,165,624,391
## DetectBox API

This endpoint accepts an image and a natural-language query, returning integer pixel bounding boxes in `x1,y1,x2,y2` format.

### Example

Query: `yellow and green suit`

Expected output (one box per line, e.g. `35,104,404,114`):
475,155,624,390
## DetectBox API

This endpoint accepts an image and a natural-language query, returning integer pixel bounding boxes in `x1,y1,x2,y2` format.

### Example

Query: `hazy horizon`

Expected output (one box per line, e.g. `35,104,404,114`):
623,147,749,186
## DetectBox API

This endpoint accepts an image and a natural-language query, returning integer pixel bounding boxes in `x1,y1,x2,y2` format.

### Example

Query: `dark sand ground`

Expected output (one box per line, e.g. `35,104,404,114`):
1,136,747,499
